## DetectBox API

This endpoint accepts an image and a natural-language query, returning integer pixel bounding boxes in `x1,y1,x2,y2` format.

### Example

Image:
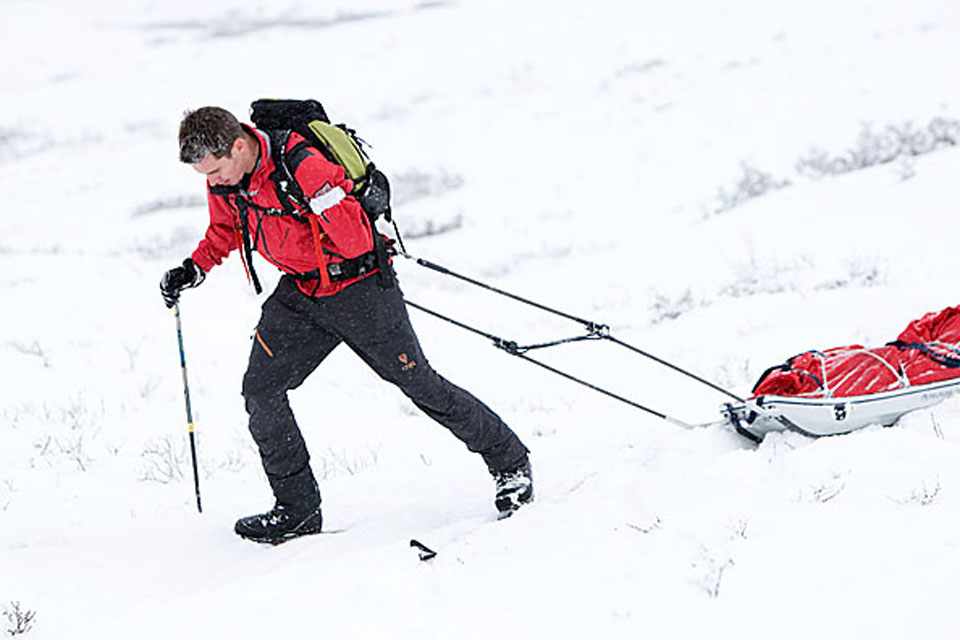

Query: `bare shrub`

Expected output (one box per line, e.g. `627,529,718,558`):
727,517,749,540
3,601,36,636
33,433,92,472
139,377,160,399
387,169,466,239
704,116,957,217
391,169,464,206
815,261,883,291
616,58,666,77
6,341,50,368
712,358,755,392
891,478,941,506
126,226,199,260
217,448,250,473
805,471,848,504
893,153,916,182
931,414,944,440
690,518,749,599
60,395,104,431
718,256,808,299
797,117,960,178
0,129,42,163
132,194,206,218
1,479,13,512
56,435,90,472
648,289,699,324
692,544,735,599
626,516,662,534
719,270,791,298
140,436,187,483
122,344,140,372
398,215,464,239
712,163,791,215
315,445,381,480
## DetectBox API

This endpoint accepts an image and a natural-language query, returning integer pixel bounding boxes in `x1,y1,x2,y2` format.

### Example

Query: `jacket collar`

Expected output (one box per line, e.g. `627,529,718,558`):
240,124,273,195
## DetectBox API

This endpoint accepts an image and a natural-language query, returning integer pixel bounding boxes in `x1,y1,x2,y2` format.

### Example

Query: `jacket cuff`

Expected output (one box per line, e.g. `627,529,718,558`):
191,250,216,275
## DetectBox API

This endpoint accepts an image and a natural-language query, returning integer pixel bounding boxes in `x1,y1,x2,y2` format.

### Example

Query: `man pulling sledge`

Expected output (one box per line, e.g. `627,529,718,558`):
159,104,532,543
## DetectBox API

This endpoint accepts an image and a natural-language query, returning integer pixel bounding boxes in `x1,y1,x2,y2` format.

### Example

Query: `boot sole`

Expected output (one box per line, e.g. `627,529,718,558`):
234,511,323,545
236,526,324,545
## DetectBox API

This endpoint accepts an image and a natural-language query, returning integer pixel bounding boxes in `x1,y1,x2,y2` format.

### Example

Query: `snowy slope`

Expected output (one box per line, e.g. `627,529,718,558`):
2,0,960,637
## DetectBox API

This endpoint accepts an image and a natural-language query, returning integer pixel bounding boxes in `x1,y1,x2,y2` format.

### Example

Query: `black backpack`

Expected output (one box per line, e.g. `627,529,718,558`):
249,98,392,223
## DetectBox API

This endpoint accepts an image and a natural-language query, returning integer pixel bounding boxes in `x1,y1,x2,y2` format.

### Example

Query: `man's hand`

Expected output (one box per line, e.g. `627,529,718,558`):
160,258,205,308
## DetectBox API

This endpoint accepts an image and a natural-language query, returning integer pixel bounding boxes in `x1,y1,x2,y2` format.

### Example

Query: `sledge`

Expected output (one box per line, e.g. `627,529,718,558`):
722,375,960,441
722,306,960,441
395,246,960,443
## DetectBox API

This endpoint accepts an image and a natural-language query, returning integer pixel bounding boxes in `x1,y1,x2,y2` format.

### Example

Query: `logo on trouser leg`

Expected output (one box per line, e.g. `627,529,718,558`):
398,353,417,371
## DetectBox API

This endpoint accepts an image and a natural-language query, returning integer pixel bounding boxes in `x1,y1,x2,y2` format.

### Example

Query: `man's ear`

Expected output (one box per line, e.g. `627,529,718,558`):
231,136,245,157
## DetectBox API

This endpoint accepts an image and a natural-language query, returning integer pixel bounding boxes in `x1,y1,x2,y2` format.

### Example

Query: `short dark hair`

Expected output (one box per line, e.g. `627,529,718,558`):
178,107,243,164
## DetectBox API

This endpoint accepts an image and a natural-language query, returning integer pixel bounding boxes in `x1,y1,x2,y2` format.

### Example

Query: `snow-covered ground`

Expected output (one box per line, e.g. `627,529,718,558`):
3,0,960,637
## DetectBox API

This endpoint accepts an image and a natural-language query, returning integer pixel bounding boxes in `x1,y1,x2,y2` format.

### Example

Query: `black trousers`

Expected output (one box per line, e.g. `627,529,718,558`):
242,274,529,505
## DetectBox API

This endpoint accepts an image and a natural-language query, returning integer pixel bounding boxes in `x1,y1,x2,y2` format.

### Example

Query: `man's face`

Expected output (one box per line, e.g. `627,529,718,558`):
193,139,246,187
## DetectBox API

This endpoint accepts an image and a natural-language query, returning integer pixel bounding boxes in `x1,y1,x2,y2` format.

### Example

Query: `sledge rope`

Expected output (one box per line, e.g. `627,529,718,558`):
395,249,744,428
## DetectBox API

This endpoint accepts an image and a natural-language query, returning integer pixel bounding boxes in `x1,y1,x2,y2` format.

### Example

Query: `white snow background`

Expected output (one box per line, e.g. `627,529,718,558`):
2,0,960,637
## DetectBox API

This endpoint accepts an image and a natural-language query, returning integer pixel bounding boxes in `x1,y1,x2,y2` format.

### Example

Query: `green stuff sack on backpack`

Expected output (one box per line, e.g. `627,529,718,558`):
250,98,392,223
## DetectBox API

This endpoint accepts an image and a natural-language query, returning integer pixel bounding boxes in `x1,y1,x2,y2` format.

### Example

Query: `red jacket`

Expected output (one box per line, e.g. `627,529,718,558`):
191,126,376,297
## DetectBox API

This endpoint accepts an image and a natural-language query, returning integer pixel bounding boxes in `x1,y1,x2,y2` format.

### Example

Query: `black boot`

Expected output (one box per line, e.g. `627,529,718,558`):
235,465,322,544
234,503,322,544
492,458,533,519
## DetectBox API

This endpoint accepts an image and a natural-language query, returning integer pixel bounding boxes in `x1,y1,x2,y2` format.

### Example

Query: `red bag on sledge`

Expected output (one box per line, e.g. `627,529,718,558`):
752,306,960,399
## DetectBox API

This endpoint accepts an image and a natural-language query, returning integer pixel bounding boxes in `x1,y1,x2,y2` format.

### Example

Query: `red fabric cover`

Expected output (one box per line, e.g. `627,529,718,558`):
897,306,960,344
752,306,960,398
897,306,960,385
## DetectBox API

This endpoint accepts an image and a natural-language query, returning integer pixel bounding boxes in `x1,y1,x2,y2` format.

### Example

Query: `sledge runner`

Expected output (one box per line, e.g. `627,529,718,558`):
160,105,532,543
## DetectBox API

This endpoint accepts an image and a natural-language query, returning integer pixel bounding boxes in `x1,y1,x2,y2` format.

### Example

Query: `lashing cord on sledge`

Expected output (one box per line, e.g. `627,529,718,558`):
391,241,744,428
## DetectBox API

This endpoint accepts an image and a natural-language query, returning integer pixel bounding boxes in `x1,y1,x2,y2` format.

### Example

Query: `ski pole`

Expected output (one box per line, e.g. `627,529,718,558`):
174,302,203,513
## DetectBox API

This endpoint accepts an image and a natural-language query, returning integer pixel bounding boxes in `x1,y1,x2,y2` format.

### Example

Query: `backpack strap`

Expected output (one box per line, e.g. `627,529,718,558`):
264,129,307,213
285,140,313,174
233,197,264,295
208,185,264,294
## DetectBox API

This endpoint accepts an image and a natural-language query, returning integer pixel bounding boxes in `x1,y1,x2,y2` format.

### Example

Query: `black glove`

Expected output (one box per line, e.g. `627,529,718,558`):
160,258,205,308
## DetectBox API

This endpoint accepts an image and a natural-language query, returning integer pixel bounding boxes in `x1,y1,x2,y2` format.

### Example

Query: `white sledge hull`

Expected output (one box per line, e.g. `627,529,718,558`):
723,377,960,439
